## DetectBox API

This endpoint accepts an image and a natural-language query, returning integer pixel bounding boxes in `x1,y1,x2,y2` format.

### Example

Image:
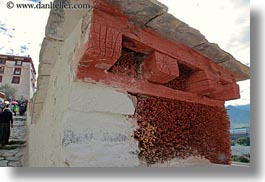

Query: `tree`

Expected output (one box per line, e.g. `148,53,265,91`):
0,84,17,99
232,155,250,163
236,136,250,146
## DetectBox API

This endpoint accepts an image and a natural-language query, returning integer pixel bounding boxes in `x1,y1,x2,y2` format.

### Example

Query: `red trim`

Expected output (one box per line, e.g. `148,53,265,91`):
0,54,36,75
77,67,225,108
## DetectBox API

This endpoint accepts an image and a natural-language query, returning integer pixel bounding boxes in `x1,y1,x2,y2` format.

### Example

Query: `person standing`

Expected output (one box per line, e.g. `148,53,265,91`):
0,103,13,148
13,104,19,116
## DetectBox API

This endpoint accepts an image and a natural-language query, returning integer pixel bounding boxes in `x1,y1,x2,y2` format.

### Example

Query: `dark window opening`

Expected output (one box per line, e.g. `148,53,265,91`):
15,60,23,66
14,67,22,75
12,76,20,84
0,59,6,64
0,76,2,83
0,66,5,74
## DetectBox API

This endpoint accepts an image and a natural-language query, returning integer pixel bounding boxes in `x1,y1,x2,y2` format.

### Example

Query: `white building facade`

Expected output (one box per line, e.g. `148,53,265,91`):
0,54,36,100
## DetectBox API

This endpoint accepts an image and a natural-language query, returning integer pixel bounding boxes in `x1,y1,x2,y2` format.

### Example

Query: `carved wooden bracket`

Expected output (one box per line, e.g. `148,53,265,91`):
74,5,240,107
186,70,239,100
79,23,122,70
142,52,179,84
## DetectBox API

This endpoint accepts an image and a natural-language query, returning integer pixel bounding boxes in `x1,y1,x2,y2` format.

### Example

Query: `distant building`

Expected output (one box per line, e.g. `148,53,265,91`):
0,54,36,100
230,128,250,140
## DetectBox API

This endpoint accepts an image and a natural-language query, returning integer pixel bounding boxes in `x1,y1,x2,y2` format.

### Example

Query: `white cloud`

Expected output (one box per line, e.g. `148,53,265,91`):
0,0,50,71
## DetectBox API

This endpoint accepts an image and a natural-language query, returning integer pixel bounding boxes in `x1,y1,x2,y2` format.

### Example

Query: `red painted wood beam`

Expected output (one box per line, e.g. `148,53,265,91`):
77,66,225,108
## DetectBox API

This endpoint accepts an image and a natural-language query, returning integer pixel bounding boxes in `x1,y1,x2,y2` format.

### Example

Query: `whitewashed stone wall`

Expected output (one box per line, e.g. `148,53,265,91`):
62,83,139,167
27,20,78,166
27,6,139,166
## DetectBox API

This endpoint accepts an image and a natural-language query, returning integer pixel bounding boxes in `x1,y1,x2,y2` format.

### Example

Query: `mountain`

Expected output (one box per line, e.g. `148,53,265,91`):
226,104,250,128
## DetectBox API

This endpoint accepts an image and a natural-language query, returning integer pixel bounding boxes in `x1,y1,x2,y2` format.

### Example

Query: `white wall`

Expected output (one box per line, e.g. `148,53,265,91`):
27,18,82,166
27,14,139,166
62,83,138,167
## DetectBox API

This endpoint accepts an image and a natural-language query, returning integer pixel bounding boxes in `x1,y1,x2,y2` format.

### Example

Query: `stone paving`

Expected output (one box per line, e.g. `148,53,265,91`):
0,116,26,167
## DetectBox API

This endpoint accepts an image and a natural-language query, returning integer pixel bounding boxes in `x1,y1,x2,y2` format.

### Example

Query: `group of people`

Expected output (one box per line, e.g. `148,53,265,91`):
0,101,14,148
0,99,28,116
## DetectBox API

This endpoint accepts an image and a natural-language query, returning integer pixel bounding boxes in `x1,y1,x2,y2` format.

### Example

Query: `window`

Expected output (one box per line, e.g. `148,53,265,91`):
15,60,22,66
14,67,22,75
0,76,2,83
0,66,4,74
12,76,20,84
0,59,5,64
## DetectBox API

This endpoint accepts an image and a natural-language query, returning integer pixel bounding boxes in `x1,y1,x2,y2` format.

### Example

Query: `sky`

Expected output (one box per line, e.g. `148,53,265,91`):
0,0,250,106
0,0,50,62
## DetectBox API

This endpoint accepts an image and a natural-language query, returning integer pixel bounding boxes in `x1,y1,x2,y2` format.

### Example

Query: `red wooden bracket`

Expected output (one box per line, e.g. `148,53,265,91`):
79,23,122,70
208,83,240,101
77,66,225,108
186,70,239,100
142,52,179,84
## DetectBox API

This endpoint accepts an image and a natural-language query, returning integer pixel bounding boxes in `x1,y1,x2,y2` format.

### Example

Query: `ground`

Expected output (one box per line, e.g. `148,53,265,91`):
0,116,26,167
0,114,250,167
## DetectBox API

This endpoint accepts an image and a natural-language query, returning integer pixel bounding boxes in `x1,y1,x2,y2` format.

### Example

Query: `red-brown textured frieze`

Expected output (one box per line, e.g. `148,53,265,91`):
134,96,231,165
